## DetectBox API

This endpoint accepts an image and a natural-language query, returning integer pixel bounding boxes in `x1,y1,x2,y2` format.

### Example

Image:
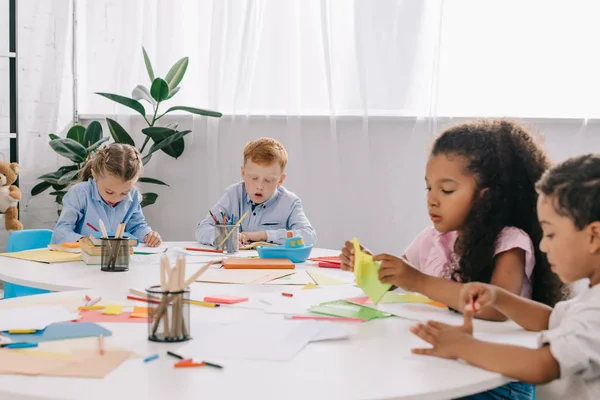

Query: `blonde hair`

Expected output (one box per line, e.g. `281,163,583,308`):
80,143,143,183
243,137,288,171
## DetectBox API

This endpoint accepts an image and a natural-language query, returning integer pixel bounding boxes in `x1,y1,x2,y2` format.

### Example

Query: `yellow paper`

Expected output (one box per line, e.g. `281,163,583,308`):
302,282,319,290
306,270,345,285
353,237,392,304
103,305,123,315
0,249,81,264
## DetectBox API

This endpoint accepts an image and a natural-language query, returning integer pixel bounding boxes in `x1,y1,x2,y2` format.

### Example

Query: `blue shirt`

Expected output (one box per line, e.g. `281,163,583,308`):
51,178,152,244
195,182,317,246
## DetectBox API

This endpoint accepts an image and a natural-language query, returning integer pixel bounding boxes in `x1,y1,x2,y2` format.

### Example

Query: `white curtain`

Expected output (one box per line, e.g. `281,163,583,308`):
67,0,600,253
76,0,443,252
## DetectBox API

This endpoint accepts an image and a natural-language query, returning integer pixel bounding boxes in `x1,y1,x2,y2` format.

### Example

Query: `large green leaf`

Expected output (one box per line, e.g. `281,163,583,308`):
57,169,82,185
50,190,67,205
138,177,170,187
142,47,155,82
163,106,222,118
96,93,146,116
38,165,79,185
49,138,88,163
150,78,169,102
66,125,86,144
166,86,180,100
31,181,52,196
165,57,188,91
146,130,191,159
83,121,103,147
86,137,110,153
49,133,60,140
142,127,175,141
142,152,152,165
141,127,182,158
106,118,136,146
132,85,156,105
140,192,158,208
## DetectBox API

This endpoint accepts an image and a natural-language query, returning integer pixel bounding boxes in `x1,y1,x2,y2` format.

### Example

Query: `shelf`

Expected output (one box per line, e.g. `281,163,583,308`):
0,52,16,58
0,133,17,139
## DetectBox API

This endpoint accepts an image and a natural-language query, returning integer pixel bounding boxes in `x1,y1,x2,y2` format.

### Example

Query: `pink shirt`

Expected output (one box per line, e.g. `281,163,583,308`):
404,226,535,298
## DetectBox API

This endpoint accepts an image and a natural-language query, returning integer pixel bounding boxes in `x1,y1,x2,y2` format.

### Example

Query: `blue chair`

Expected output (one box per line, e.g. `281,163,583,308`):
4,229,54,299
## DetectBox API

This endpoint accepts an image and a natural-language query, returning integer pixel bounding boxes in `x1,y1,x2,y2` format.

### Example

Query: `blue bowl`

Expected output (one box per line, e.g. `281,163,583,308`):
257,244,314,263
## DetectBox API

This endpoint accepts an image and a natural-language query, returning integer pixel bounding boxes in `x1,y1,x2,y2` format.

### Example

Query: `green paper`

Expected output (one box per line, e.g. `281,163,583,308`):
353,238,392,304
308,300,392,321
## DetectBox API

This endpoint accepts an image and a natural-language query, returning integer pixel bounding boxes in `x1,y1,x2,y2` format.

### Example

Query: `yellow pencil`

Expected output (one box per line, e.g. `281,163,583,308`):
186,299,220,308
7,329,36,334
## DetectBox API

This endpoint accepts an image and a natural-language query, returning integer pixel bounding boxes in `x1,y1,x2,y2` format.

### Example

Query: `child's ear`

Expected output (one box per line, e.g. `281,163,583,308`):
240,165,245,178
278,173,287,186
478,187,489,199
588,222,600,253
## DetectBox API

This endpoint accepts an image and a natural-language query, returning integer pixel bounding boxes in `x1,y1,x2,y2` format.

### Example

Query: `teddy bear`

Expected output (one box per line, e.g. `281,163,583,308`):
0,162,23,232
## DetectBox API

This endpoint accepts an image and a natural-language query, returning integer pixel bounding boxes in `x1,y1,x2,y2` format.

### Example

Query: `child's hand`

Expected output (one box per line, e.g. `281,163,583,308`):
339,240,372,271
459,282,498,313
239,231,266,244
144,231,162,247
410,309,475,359
374,254,422,291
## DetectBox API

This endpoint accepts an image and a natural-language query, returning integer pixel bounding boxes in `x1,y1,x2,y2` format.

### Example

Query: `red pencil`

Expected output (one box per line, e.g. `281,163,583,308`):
185,247,224,254
86,222,100,232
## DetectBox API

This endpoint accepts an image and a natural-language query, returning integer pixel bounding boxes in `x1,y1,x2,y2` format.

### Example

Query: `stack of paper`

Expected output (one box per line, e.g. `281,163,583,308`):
177,320,354,361
0,306,80,331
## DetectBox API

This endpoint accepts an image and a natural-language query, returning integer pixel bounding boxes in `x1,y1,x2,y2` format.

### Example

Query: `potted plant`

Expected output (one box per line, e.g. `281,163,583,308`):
31,48,222,211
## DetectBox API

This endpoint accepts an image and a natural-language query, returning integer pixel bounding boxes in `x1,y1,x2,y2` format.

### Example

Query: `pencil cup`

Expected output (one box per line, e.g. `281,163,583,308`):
146,285,191,343
100,238,130,272
215,225,240,253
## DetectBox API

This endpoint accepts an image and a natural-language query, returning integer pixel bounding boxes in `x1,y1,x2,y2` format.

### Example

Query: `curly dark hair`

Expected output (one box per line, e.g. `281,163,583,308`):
536,154,600,229
431,119,565,307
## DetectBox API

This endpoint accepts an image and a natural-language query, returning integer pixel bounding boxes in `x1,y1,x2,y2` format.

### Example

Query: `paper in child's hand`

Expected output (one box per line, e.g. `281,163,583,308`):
352,238,392,304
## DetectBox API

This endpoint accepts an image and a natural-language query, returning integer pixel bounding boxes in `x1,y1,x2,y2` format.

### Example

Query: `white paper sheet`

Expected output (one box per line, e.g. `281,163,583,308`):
177,320,353,361
133,244,168,254
0,306,80,331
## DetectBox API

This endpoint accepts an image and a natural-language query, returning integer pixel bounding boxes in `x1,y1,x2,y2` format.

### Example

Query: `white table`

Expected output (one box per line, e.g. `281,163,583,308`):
0,242,342,295
0,243,527,400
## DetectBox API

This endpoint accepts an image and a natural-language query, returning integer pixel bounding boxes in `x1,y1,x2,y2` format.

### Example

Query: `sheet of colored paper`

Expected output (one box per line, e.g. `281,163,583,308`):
130,306,149,318
347,292,444,306
352,238,391,304
0,249,81,263
103,305,123,315
78,310,149,323
196,269,294,284
1,322,112,343
308,300,392,321
306,270,345,285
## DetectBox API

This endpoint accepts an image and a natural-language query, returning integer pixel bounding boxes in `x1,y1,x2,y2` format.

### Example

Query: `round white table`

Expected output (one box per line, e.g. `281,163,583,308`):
0,242,521,399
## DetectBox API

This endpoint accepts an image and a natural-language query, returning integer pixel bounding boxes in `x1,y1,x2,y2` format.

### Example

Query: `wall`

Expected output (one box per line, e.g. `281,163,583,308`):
0,0,72,251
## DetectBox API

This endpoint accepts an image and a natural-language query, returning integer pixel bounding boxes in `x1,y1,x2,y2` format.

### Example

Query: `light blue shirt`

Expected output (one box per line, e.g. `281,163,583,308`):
51,178,152,244
195,182,317,246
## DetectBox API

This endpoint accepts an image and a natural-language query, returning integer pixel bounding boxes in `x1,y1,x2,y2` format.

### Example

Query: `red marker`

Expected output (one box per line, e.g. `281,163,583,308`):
87,222,100,232
282,292,293,297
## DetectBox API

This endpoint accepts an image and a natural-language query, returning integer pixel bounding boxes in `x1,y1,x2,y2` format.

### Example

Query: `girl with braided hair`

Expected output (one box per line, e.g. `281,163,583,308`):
51,143,161,247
